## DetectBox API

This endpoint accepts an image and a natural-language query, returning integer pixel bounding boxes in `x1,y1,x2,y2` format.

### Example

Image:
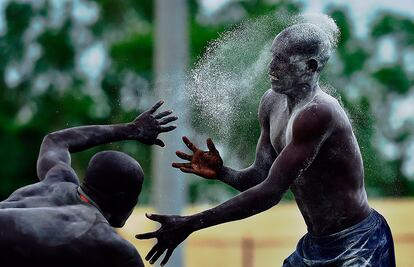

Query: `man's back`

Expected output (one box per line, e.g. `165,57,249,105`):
0,100,175,266
263,89,371,236
0,167,141,267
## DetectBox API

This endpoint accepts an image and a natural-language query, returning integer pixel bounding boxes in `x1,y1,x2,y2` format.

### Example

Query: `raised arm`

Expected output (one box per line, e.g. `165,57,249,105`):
136,103,335,265
172,94,277,192
37,100,177,180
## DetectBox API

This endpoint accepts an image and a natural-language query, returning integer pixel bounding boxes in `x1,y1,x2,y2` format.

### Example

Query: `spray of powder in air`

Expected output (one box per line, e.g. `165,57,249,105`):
186,12,339,143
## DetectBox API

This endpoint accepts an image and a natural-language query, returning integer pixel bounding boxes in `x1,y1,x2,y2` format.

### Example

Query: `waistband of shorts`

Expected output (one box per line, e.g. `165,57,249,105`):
308,208,379,242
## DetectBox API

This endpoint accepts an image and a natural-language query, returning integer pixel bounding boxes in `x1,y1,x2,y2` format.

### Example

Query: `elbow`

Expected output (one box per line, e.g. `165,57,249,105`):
264,189,282,208
39,132,68,153
39,134,53,150
42,133,55,144
255,184,282,210
42,132,63,146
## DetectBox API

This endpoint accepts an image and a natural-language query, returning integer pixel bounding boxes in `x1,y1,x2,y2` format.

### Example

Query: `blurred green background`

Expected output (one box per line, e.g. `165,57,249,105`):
1,0,414,204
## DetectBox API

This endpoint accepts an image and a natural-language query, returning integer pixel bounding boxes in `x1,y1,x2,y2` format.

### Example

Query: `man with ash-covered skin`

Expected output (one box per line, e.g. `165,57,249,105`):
136,17,396,266
0,100,177,267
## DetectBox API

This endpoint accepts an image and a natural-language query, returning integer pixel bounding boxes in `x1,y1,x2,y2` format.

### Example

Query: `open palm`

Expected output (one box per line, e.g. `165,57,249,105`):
135,213,191,266
172,136,223,179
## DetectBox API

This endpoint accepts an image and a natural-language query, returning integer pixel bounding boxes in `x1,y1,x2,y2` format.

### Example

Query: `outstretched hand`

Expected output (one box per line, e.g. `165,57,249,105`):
131,100,178,147
135,213,192,266
172,136,223,179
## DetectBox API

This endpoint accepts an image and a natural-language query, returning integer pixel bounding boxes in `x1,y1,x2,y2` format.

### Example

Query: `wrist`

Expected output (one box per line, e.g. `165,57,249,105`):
186,214,205,232
124,122,143,140
216,165,227,181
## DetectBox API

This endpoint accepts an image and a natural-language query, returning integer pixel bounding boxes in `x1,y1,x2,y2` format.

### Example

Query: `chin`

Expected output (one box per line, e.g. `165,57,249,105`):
110,220,126,228
271,85,286,94
111,223,125,228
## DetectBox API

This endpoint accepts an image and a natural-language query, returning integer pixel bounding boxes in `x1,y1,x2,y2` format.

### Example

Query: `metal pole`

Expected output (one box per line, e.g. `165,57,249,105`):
152,0,188,266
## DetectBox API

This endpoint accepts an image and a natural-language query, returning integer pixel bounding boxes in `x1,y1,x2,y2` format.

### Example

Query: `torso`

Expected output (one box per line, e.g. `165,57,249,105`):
262,89,371,236
0,167,141,267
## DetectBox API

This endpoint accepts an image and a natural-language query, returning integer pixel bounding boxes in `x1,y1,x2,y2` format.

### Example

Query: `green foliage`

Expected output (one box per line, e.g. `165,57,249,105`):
327,7,414,197
110,33,153,74
38,25,75,71
371,13,414,45
0,0,413,203
330,9,370,76
341,97,396,196
372,65,411,94
189,22,225,65
3,3,31,60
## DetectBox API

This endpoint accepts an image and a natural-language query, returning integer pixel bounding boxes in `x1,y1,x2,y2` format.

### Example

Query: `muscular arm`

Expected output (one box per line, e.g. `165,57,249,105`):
137,103,335,265
173,91,277,192
217,112,277,191
37,124,131,180
37,101,176,180
189,104,334,229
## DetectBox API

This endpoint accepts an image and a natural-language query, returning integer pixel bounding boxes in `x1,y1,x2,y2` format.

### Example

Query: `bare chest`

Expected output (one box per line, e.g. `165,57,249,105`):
269,108,288,153
269,105,304,153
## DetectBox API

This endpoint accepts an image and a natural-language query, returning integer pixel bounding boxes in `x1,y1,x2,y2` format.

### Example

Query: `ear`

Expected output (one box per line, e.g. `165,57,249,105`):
307,59,318,73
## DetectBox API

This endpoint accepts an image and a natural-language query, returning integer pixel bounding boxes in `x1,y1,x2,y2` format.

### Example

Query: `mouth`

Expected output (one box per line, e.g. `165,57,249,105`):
269,74,279,81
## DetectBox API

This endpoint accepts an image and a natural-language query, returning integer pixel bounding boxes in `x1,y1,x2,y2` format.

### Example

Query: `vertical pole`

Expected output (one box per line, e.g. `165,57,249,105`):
153,0,188,267
242,237,254,267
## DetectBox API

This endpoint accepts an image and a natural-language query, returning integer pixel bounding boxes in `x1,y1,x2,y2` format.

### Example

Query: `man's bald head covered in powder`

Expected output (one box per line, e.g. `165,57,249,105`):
269,15,339,95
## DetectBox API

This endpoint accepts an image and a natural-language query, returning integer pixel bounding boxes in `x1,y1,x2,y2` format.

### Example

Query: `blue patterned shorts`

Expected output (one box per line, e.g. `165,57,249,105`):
282,209,395,267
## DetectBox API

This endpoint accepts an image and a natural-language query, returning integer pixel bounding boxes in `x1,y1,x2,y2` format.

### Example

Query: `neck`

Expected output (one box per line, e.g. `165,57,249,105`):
77,186,107,217
285,81,319,112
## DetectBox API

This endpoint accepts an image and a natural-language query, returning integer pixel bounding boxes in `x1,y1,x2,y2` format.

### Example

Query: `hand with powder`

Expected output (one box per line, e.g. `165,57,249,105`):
172,136,223,179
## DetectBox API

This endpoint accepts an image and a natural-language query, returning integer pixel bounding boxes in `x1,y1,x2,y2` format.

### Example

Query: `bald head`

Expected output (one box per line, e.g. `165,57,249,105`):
268,19,338,94
81,151,144,227
272,23,333,72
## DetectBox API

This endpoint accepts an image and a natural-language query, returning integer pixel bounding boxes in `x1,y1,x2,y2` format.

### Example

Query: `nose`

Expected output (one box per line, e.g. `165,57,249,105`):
268,60,277,76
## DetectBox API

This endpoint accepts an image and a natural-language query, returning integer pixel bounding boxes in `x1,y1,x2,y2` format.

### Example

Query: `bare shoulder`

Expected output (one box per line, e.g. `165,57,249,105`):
1,179,73,206
43,162,79,185
98,228,143,267
292,94,337,140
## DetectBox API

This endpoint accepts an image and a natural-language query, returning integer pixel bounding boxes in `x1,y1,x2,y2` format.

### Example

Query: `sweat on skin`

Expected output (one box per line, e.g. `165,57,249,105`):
136,15,395,267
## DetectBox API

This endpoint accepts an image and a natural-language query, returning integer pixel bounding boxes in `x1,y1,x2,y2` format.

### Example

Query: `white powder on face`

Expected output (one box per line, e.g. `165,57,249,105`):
186,13,339,140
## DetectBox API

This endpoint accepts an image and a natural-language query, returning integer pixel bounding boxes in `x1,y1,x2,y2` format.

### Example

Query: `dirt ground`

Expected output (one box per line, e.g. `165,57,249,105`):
119,198,414,267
